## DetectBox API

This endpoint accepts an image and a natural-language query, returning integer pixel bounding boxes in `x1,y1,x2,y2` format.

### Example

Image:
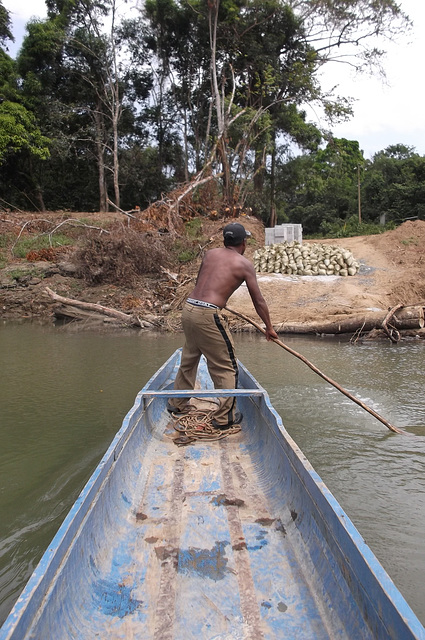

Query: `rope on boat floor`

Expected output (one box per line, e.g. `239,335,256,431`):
169,410,241,446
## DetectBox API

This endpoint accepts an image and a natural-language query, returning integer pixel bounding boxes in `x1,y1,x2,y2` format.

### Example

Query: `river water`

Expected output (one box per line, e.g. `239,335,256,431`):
1,321,424,627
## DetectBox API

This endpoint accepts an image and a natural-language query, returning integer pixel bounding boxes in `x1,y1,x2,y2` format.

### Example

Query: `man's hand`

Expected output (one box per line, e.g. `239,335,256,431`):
265,327,279,341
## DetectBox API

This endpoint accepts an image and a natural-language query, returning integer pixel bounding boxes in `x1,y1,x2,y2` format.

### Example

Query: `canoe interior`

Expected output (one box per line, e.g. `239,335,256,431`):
1,349,424,640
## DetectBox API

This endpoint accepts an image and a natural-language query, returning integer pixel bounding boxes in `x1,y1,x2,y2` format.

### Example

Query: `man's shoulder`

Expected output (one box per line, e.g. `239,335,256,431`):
204,247,227,260
204,247,253,270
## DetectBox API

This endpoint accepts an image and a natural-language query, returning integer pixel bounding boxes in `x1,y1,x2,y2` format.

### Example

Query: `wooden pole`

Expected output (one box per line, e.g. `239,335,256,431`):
358,164,362,224
225,306,405,435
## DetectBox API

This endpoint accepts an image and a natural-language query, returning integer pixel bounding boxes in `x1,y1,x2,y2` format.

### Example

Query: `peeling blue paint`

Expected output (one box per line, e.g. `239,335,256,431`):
93,579,142,618
185,448,202,461
247,529,268,552
178,541,230,580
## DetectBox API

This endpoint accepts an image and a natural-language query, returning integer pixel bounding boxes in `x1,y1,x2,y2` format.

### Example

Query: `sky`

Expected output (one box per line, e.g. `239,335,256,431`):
3,0,425,159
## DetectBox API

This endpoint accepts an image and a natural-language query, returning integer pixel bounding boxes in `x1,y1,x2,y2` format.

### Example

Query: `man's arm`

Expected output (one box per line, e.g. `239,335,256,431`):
244,264,278,341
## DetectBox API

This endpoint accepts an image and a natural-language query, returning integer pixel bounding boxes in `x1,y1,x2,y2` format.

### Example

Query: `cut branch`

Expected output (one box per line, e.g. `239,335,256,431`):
45,287,154,327
106,199,138,219
381,304,404,343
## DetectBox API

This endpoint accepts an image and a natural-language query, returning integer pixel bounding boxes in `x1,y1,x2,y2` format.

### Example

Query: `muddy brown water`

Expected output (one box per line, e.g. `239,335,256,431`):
0,322,424,627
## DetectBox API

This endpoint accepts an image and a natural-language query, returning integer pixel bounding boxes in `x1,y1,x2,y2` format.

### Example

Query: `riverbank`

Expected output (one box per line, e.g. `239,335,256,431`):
1,212,424,337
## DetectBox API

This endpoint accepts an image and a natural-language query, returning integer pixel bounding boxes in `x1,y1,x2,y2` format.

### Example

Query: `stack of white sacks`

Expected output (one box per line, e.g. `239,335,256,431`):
253,241,359,276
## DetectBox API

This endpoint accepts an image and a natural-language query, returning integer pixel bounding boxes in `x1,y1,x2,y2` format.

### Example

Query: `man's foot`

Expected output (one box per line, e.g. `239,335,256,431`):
167,401,189,417
211,411,243,431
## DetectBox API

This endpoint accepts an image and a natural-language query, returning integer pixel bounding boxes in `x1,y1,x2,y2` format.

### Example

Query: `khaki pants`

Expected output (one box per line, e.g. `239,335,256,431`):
173,302,239,426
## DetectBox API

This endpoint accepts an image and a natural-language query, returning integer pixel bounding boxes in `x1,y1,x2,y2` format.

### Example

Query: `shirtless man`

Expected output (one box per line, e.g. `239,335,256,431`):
169,222,278,429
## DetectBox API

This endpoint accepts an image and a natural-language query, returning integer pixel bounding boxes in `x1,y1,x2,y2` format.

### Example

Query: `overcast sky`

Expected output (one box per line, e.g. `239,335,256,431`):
3,0,424,159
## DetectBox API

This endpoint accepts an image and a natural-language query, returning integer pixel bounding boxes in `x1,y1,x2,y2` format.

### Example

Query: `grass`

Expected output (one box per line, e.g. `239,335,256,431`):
8,266,45,280
400,236,418,246
0,233,11,248
177,248,197,263
12,234,74,258
185,218,203,238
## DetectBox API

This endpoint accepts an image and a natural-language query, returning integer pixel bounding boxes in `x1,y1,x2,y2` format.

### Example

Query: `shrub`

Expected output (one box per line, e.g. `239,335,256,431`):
74,229,172,285
317,216,396,239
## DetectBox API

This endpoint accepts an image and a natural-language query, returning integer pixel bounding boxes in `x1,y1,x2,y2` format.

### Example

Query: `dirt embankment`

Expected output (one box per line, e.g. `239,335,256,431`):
1,212,424,336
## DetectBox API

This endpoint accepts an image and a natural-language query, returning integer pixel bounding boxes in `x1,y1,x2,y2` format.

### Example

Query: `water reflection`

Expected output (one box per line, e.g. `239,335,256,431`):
0,323,424,627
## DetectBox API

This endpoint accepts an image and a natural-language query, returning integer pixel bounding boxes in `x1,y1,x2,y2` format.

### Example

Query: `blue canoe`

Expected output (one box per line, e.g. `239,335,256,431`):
1,349,424,640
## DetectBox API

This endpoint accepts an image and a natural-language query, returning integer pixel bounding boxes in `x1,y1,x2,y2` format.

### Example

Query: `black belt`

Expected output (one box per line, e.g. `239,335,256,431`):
187,298,220,309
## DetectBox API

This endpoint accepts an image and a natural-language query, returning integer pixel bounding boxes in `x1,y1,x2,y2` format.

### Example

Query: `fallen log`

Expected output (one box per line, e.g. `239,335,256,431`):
45,287,158,328
270,306,424,335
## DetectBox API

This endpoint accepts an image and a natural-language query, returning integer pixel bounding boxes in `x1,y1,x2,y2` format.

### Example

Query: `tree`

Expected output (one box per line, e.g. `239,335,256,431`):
0,4,51,208
142,0,410,223
288,0,410,73
1,0,412,217
16,0,154,212
143,0,322,213
143,0,212,179
362,146,425,223
0,101,50,163
0,0,13,48
274,138,366,233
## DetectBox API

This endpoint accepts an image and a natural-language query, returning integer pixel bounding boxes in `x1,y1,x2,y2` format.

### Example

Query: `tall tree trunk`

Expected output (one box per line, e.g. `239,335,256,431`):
109,0,121,209
183,107,189,182
253,149,265,193
269,142,277,228
94,105,108,212
112,96,120,209
218,138,232,203
209,0,232,202
28,158,46,212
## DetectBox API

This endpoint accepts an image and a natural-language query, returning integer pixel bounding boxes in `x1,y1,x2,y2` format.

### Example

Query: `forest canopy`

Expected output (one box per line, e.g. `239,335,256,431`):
1,0,423,235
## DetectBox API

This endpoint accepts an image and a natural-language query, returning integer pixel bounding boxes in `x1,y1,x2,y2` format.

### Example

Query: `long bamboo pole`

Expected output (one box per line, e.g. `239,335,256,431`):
225,306,405,435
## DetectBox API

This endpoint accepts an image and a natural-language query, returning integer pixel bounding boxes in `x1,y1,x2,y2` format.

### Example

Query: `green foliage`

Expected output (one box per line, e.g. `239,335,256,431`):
0,49,20,101
0,101,50,163
0,232,10,248
177,248,197,264
0,1,13,46
362,147,425,223
185,217,203,238
8,266,45,280
13,233,72,258
400,236,419,246
275,138,425,235
317,216,396,239
119,146,176,210
0,0,414,215
173,232,200,263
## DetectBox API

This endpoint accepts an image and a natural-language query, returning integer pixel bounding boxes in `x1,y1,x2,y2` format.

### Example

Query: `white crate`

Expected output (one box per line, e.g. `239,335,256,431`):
265,224,303,245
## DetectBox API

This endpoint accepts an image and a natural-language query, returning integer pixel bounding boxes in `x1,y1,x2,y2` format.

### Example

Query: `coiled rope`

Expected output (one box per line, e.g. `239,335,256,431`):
170,410,241,446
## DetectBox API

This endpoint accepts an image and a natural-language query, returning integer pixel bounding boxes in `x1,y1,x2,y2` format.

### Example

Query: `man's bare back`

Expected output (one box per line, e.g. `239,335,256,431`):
189,247,254,308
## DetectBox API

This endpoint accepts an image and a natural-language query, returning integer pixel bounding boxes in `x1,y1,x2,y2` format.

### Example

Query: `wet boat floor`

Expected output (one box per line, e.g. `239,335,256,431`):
92,419,341,639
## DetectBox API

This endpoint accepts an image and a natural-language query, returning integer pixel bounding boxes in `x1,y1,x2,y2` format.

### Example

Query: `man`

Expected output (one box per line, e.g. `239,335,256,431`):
169,222,278,429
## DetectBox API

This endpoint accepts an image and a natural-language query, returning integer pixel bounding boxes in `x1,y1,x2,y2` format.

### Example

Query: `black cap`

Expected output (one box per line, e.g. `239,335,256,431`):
223,222,251,245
